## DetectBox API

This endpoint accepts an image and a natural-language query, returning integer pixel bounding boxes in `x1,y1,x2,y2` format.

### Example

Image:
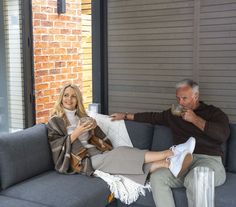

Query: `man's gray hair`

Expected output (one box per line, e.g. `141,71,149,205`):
175,79,199,94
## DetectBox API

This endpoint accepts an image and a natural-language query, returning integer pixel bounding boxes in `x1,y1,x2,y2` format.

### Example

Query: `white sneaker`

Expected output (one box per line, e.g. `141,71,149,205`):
170,137,196,155
169,150,193,178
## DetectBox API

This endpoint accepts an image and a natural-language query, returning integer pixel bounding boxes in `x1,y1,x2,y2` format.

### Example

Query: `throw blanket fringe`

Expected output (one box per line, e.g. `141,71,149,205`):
94,170,151,205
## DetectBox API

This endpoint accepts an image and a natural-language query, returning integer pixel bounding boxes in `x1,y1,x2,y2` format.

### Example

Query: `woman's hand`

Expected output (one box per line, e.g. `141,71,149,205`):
70,118,97,143
77,120,94,133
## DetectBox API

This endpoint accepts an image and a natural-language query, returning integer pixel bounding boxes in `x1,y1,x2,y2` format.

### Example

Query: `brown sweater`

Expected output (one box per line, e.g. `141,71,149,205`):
134,102,230,157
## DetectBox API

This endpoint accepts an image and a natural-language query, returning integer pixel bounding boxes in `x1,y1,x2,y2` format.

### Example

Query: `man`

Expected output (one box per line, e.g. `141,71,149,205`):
111,79,230,207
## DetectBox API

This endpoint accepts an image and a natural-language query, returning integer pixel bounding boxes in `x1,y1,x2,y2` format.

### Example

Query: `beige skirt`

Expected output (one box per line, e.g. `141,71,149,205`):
90,146,150,185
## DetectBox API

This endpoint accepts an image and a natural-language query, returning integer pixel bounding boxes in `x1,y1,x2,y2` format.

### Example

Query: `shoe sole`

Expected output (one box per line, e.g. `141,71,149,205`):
177,153,193,177
188,137,196,154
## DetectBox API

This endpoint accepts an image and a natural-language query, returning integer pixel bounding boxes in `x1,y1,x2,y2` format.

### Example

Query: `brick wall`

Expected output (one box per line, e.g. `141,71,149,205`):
81,0,92,108
32,0,92,123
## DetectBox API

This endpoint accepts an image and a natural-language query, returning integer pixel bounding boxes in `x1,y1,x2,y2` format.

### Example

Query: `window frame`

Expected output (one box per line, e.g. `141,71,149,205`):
21,0,35,127
92,0,108,114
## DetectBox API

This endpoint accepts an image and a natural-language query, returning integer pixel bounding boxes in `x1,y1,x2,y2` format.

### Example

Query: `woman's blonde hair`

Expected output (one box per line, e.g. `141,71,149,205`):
51,83,87,119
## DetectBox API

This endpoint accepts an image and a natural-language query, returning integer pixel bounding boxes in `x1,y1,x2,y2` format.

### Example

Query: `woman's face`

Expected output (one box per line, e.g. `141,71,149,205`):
62,87,77,111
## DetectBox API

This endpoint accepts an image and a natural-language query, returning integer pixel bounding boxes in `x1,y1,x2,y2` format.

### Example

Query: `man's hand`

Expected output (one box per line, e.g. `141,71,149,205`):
181,109,206,131
110,113,126,121
181,109,197,123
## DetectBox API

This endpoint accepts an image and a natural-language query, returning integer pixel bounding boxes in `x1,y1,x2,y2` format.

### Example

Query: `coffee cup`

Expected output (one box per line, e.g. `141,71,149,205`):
171,104,184,116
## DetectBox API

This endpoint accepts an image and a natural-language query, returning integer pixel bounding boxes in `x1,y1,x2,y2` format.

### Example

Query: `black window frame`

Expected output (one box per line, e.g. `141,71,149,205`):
92,0,108,114
0,0,35,133
22,0,35,128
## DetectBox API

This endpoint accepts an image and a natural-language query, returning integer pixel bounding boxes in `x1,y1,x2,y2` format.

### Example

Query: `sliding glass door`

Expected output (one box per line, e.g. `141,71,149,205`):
0,0,25,133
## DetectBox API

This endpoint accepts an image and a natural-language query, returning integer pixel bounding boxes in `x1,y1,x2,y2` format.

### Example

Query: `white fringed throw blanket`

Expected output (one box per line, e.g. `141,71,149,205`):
94,170,151,205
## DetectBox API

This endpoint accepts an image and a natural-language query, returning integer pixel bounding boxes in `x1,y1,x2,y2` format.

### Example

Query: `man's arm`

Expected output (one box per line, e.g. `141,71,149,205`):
203,111,230,142
182,109,206,131
182,108,230,142
111,111,169,126
110,112,134,121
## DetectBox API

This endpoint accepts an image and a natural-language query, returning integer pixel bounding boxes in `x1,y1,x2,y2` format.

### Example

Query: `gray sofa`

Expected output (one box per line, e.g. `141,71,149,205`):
0,121,235,207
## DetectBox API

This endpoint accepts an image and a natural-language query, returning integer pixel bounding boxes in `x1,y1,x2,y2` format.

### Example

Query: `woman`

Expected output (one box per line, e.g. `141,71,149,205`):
47,83,194,186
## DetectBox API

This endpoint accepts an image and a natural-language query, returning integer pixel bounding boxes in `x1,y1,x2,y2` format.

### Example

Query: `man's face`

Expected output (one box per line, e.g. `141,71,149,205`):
176,86,199,110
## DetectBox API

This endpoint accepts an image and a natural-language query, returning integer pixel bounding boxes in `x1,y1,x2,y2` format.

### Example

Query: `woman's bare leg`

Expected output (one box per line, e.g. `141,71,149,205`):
144,150,173,163
149,159,170,173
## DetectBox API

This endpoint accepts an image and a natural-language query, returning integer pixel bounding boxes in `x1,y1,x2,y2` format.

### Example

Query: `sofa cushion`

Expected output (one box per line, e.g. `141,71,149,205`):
125,121,154,150
0,124,53,189
1,171,111,207
151,125,173,151
214,172,236,207
0,195,48,207
227,124,236,173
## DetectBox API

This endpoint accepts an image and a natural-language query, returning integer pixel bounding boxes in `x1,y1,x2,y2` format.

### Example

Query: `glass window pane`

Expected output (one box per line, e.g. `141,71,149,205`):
0,0,25,133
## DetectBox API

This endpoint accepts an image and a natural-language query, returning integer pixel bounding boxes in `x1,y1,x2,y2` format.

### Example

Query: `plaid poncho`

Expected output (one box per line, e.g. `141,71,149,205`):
47,116,112,175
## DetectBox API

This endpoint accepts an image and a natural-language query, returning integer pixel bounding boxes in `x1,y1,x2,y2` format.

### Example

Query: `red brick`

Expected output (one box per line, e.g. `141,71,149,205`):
34,49,42,55
73,67,82,72
41,21,53,27
37,110,50,118
48,14,59,21
44,89,56,96
41,7,54,13
66,23,76,28
48,55,61,61
36,104,44,111
61,68,71,73
35,70,49,77
50,69,61,74
57,48,66,54
34,56,49,62
61,55,71,60
34,13,47,20
36,97,50,104
60,42,72,47
55,61,66,68
67,61,77,67
61,29,71,34
72,29,81,35
42,35,53,41
67,48,77,54
44,102,55,109
41,48,55,55
54,35,66,41
58,16,71,21
50,82,61,88
42,75,55,82
48,28,60,34
56,74,67,80
33,20,40,26
48,42,60,48
34,42,48,48
54,22,66,27
42,63,54,69
35,83,49,91
67,73,77,79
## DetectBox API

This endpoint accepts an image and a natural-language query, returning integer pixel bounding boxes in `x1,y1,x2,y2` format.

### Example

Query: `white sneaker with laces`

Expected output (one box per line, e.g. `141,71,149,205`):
170,137,196,155
168,150,193,178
